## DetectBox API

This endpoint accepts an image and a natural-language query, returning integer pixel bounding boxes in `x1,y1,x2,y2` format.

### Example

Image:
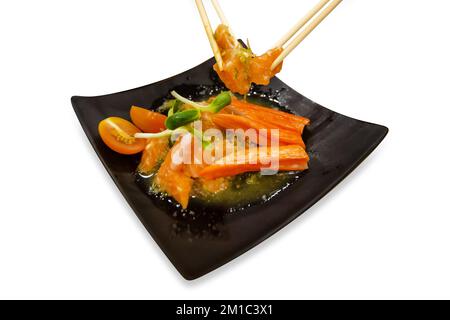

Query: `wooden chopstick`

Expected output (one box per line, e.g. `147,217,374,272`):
274,0,331,49
271,0,343,70
195,0,224,71
211,0,229,26
210,0,238,46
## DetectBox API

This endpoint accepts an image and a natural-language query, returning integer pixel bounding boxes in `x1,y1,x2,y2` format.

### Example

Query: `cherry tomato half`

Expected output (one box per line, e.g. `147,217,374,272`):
130,106,167,133
98,117,146,155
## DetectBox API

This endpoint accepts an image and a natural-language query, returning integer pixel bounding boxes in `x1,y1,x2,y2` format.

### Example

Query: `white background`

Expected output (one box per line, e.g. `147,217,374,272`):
1,0,449,300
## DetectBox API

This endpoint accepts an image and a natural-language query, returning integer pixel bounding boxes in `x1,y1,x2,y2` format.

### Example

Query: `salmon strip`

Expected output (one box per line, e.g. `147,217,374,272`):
230,98,310,126
223,105,305,135
199,145,309,180
138,137,170,174
278,159,309,171
154,143,194,209
212,114,306,148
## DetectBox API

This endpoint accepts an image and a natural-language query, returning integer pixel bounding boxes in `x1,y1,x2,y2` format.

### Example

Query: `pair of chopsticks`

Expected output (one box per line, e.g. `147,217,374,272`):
195,0,343,72
194,0,230,71
271,0,343,70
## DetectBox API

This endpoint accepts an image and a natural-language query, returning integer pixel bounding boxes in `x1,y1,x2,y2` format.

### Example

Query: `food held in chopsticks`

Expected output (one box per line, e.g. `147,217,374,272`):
194,0,284,94
97,92,310,209
194,0,343,94
213,25,283,95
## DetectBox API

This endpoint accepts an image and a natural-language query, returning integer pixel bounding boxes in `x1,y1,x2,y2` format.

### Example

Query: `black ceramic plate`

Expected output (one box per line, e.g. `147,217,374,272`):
72,58,388,280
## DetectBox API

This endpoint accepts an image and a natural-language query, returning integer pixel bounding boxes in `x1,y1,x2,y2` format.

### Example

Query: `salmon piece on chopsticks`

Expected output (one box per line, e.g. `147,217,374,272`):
248,48,284,86
213,24,284,95
213,25,253,95
214,24,237,52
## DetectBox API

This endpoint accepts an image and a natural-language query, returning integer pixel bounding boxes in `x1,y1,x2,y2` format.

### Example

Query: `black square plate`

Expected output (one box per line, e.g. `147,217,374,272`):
72,58,388,280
